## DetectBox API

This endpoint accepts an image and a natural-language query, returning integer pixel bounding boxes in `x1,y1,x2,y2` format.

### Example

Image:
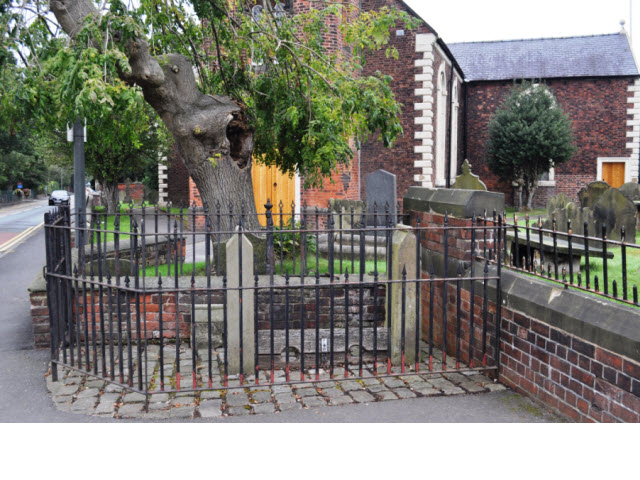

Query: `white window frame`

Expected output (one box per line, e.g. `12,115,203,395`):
538,166,556,187
435,63,447,187
596,157,633,184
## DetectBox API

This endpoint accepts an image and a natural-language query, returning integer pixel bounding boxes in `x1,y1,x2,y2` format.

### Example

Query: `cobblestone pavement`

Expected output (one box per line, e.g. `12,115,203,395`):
46,344,506,420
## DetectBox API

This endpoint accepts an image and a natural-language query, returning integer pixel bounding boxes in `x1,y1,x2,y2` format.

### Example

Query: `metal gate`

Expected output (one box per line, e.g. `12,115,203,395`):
44,202,503,395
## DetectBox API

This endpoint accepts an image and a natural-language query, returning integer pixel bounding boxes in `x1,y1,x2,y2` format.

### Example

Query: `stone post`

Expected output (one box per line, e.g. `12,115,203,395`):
226,232,255,375
386,225,418,365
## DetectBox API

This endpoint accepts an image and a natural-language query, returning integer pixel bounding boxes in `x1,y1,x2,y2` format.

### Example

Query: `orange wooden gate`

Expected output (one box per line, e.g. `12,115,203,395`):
602,162,626,189
252,162,296,226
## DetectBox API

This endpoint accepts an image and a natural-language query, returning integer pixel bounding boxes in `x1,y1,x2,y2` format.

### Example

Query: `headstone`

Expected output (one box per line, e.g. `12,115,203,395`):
386,225,418,366
451,160,487,191
366,169,397,226
619,182,640,204
226,232,255,375
578,181,610,210
328,199,366,229
592,188,636,241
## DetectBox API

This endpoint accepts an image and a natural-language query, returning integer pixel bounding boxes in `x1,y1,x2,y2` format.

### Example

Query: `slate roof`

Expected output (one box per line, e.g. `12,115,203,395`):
448,33,639,82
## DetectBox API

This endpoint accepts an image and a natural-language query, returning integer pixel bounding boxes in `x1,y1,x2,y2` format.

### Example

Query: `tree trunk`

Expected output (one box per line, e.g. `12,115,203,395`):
49,0,260,234
101,181,119,215
526,184,537,210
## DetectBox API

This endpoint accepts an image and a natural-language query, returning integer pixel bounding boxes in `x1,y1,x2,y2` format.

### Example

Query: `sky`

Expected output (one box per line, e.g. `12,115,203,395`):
404,0,639,55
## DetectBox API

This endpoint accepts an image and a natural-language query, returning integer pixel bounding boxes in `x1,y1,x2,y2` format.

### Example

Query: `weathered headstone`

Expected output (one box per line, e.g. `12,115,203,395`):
452,160,487,191
226,232,255,375
619,182,640,204
124,179,132,204
386,225,418,366
366,169,397,226
328,199,366,229
578,181,610,209
592,188,636,241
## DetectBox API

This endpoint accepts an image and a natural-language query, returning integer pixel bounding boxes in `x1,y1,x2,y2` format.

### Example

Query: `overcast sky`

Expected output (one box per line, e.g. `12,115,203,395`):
404,0,639,54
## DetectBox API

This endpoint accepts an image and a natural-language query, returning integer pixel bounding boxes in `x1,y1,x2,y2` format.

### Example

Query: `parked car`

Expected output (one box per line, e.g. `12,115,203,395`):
49,190,70,206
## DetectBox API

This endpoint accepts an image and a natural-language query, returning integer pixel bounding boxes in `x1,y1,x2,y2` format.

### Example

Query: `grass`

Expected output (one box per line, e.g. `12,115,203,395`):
142,256,387,277
579,240,640,298
93,201,154,214
92,215,131,242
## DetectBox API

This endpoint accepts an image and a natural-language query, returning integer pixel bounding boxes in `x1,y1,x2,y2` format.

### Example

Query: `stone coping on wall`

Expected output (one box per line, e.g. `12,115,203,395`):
482,266,640,365
403,187,505,219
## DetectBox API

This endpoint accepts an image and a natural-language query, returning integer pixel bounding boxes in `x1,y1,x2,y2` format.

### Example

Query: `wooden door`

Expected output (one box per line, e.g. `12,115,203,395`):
252,162,296,226
602,162,625,189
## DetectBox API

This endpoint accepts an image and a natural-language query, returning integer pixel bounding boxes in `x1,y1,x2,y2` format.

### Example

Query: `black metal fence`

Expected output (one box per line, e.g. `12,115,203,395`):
0,190,19,206
44,202,503,395
494,213,640,307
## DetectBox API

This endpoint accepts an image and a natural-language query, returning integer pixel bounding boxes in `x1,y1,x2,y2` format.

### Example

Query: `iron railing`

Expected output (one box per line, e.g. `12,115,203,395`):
0,190,19,206
44,202,503,395
490,212,640,307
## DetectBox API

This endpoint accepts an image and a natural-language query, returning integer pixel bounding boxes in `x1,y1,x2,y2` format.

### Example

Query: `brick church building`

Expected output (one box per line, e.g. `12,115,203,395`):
160,1,640,210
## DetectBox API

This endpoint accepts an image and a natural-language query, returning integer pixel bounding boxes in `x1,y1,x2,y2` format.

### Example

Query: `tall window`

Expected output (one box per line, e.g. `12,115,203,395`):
450,81,459,183
435,64,447,187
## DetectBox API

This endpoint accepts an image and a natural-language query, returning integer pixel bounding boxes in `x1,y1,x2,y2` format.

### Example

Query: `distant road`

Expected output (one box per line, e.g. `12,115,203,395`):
0,200,48,258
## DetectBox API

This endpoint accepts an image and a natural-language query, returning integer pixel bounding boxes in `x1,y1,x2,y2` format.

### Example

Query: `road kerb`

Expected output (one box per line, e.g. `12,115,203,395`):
0,222,44,253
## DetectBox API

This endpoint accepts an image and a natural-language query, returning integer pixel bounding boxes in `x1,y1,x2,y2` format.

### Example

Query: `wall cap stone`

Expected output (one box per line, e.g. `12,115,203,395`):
404,187,505,218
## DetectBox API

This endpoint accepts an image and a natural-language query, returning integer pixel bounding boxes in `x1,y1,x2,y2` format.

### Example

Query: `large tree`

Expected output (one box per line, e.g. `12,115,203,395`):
4,0,417,230
487,81,576,209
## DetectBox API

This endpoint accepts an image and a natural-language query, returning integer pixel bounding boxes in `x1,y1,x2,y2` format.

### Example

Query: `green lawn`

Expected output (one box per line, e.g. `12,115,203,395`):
142,256,387,278
580,241,640,298
93,201,154,214
92,215,132,243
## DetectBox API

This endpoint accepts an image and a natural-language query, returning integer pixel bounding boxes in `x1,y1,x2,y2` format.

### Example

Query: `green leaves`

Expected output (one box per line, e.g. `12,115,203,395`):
487,81,576,204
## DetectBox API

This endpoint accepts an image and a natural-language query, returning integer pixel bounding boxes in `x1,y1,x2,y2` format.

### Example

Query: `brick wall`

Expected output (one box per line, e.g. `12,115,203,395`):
465,77,637,206
360,0,428,201
117,183,144,203
30,276,386,349
408,205,640,422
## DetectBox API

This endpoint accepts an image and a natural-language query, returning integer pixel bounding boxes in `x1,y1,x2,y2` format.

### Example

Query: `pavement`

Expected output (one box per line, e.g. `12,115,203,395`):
0,201,565,423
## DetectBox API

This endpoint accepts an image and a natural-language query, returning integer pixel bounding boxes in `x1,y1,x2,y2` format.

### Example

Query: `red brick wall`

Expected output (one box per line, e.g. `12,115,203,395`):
117,183,144,202
409,207,640,422
465,77,636,206
360,0,431,202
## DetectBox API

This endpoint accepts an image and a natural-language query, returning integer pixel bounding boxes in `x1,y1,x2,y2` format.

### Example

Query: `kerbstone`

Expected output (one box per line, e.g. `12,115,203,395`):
226,392,250,406
251,391,272,403
302,397,327,408
329,396,354,406
198,400,223,418
253,403,276,415
350,391,375,403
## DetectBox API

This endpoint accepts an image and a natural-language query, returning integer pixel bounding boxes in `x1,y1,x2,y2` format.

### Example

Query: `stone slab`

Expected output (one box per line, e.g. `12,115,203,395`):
403,187,504,219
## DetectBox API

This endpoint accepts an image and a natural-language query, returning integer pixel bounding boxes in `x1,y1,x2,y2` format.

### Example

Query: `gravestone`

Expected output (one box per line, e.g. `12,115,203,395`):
619,182,640,204
328,199,366,229
386,225,418,366
366,169,397,226
592,188,636,241
226,232,255,375
578,181,610,209
452,160,487,191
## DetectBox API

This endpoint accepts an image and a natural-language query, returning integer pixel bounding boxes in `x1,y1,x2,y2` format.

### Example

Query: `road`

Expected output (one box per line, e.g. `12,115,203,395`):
0,201,562,422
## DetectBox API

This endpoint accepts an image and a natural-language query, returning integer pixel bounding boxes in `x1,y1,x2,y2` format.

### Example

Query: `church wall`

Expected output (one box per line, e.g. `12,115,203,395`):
465,76,639,207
